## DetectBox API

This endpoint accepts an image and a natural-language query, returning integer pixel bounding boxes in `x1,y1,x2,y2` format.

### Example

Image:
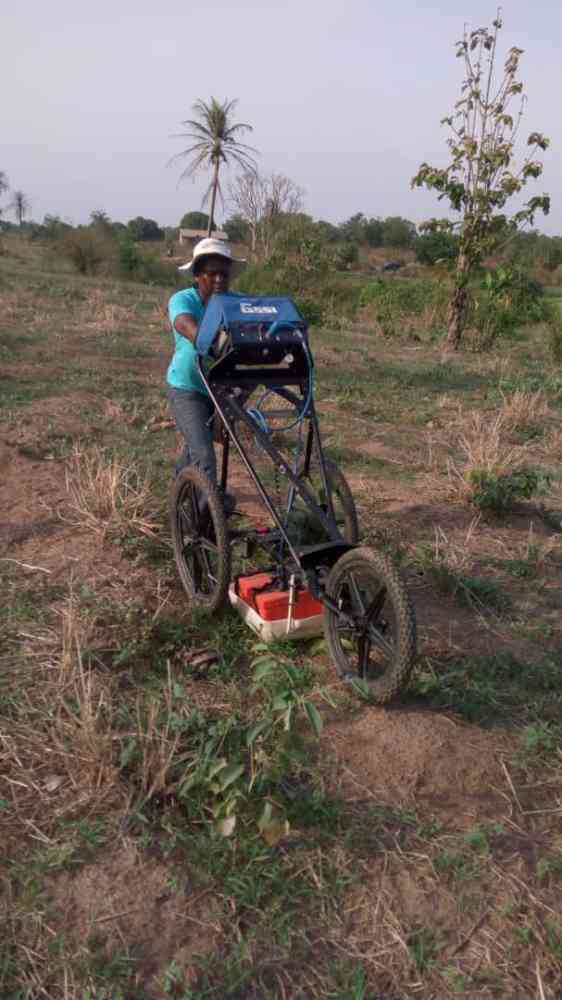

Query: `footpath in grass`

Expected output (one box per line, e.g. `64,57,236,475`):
1,238,562,998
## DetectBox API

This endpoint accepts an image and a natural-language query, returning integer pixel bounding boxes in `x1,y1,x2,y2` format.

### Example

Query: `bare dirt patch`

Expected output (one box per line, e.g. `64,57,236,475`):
48,839,223,994
323,707,508,827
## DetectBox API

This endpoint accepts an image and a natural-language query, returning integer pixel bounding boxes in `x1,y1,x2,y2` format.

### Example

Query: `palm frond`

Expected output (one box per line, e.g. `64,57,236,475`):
167,142,212,171
170,95,259,204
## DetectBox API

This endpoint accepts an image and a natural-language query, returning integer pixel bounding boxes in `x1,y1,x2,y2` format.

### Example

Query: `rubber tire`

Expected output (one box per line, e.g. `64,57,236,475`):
297,457,359,544
324,546,416,704
170,467,231,614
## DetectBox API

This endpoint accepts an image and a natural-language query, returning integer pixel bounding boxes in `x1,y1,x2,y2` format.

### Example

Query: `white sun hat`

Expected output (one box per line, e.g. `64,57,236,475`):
178,237,246,277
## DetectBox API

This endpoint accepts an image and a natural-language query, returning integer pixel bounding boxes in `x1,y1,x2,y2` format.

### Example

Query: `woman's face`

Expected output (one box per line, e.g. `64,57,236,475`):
196,255,232,301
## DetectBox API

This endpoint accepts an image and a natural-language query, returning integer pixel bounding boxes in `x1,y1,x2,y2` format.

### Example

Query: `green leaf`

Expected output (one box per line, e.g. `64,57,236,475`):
272,693,289,712
261,816,290,847
246,719,270,746
304,701,323,737
349,678,371,700
258,801,273,828
218,763,245,790
258,801,289,846
252,657,277,684
119,739,137,768
207,757,227,780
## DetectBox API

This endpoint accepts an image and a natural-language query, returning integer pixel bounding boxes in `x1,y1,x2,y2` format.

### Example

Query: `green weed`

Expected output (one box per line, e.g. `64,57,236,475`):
413,649,562,726
521,721,562,756
408,927,438,973
466,465,552,514
455,574,510,613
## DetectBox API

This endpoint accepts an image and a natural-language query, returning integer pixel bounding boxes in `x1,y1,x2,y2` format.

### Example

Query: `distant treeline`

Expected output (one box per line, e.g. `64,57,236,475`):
3,205,562,282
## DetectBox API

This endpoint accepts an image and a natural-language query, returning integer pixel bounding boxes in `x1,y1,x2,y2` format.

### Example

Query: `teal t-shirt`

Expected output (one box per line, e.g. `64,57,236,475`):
166,287,207,394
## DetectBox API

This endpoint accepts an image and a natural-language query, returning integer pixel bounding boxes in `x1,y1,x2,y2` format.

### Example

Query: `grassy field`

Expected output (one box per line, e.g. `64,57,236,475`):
1,235,562,999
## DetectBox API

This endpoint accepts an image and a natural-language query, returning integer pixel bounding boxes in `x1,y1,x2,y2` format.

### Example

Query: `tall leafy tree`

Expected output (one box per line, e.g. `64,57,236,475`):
90,209,112,230
127,216,163,241
179,210,210,230
170,98,258,236
10,189,30,226
223,213,250,243
381,216,416,249
412,15,549,351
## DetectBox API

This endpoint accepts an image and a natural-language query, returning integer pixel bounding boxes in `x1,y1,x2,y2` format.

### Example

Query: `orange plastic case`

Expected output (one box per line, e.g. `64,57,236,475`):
229,573,324,641
237,573,323,621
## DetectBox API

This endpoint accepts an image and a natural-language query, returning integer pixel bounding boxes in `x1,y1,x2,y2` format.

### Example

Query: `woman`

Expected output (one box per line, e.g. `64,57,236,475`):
166,237,245,510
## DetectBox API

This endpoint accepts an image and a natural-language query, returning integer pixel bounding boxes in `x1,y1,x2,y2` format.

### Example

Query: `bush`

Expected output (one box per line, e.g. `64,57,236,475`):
134,252,179,286
466,267,547,350
333,240,359,271
126,217,163,241
118,233,141,275
359,277,449,337
415,230,459,265
360,276,448,313
233,262,361,324
466,466,552,514
294,297,323,326
58,228,116,275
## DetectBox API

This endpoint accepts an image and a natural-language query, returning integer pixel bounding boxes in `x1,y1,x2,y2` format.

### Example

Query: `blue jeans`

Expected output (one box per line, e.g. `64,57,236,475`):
167,387,217,484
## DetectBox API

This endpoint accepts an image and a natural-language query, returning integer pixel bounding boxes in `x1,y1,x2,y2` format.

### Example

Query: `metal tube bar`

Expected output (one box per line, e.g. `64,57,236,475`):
225,393,339,538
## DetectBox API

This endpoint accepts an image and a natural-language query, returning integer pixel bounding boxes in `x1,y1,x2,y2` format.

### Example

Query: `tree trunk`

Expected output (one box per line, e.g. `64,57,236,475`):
207,161,220,237
445,253,470,352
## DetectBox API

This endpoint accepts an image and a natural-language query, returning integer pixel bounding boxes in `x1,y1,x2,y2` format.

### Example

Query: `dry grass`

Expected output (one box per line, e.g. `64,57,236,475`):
336,835,562,998
500,389,549,432
446,409,528,503
130,665,181,802
64,444,159,538
432,517,481,575
0,599,124,935
80,288,135,333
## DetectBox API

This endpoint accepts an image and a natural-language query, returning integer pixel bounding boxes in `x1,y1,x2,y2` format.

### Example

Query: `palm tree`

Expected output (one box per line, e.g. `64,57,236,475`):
0,172,8,219
10,190,30,227
170,97,258,236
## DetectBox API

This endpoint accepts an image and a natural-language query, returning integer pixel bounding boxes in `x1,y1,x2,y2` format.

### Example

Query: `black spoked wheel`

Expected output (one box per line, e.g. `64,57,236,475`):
170,467,231,614
287,457,359,545
324,547,416,704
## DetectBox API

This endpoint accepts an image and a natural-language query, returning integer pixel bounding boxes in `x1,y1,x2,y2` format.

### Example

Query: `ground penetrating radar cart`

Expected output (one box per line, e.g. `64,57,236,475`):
170,293,416,702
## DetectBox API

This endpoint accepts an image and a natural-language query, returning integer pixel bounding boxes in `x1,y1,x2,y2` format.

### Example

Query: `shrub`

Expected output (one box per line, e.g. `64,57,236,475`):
233,262,360,323
360,276,449,314
359,277,449,337
333,240,359,271
465,466,552,514
294,297,323,326
58,227,116,275
415,230,459,265
134,251,179,286
118,232,141,275
470,267,547,349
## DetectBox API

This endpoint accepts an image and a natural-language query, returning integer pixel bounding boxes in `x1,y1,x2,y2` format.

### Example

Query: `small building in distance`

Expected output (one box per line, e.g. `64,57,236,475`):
178,229,228,252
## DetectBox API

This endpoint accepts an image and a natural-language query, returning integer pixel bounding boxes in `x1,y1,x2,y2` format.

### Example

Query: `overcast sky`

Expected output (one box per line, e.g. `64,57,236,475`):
3,0,561,233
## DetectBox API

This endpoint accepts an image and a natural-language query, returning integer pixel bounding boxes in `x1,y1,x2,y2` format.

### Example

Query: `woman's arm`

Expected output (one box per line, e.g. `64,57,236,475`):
173,313,198,343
